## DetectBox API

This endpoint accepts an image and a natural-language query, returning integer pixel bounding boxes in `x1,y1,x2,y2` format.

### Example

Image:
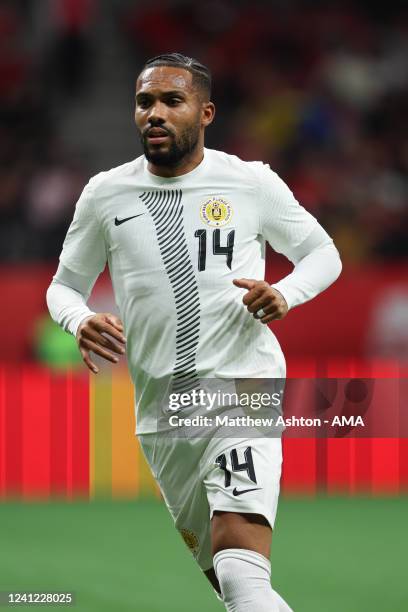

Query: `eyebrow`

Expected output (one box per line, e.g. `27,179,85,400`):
135,89,187,99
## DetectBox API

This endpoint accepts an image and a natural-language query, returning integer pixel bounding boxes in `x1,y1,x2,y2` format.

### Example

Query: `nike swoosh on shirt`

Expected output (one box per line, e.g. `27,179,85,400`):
232,487,261,497
114,213,145,226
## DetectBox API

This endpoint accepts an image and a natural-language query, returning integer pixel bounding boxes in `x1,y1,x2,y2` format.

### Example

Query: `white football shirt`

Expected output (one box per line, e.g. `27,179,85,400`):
60,148,319,433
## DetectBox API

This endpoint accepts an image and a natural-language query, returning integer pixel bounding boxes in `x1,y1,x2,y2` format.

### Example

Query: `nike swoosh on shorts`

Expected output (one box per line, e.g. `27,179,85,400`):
232,487,261,496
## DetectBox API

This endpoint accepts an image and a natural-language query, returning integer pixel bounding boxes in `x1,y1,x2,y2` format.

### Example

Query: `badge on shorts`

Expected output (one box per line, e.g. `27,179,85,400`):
180,528,200,554
200,197,232,227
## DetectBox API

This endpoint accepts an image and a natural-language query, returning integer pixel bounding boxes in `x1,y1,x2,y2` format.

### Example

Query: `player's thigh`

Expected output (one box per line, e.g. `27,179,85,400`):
211,510,272,558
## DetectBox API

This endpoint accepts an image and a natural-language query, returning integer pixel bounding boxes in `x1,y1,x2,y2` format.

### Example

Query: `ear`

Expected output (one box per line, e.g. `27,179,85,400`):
201,101,215,127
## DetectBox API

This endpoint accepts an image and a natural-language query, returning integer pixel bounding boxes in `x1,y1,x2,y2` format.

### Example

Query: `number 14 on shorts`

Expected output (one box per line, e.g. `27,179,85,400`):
215,446,258,491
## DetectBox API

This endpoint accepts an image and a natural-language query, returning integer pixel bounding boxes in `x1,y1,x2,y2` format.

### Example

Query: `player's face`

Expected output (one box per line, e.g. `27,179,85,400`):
135,66,208,167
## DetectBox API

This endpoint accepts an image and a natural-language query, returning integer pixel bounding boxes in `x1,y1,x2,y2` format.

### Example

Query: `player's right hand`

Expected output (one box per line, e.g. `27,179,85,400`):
76,313,126,374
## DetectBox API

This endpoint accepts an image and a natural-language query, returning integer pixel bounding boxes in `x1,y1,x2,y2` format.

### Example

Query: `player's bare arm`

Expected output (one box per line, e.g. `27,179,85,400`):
233,278,289,323
76,313,126,374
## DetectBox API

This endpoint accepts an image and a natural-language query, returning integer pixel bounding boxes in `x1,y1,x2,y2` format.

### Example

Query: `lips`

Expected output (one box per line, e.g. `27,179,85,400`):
145,127,170,144
147,127,168,137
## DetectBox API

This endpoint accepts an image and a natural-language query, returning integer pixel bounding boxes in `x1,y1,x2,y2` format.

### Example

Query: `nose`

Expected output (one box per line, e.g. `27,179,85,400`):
147,101,167,125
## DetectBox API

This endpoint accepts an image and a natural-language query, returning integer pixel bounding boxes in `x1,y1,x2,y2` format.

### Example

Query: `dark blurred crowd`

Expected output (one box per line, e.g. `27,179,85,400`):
0,0,93,259
1,0,407,262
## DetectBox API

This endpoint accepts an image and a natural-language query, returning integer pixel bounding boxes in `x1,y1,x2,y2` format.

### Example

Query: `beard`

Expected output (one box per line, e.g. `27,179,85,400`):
140,121,201,167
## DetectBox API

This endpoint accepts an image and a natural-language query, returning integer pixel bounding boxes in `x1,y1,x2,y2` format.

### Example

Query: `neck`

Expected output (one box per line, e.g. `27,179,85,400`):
147,144,205,178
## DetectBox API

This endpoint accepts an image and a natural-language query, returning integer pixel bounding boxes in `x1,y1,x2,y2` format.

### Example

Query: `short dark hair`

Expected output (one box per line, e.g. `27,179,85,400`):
140,53,211,100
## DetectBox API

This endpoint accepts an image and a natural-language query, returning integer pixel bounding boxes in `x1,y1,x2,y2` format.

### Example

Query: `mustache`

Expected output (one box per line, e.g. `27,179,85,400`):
142,125,174,138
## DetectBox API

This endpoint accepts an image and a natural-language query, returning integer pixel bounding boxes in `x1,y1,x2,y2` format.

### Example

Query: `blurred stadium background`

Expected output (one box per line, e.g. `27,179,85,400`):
0,0,407,610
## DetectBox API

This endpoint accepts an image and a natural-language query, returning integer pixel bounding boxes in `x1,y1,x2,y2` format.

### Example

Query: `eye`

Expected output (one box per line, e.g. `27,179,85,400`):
167,97,183,106
137,98,151,109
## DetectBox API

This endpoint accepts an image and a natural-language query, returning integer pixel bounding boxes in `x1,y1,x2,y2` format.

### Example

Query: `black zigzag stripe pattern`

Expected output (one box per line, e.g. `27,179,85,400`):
140,189,200,393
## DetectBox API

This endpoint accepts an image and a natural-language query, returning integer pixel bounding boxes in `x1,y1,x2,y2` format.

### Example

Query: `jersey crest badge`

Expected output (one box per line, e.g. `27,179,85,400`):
180,528,199,554
200,197,232,227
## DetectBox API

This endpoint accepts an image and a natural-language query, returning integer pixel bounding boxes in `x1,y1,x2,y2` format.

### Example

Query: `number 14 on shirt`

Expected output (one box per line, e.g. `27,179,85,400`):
194,228,235,271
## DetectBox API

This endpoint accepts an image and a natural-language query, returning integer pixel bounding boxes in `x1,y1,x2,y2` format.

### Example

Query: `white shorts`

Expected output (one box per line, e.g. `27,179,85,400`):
138,433,282,571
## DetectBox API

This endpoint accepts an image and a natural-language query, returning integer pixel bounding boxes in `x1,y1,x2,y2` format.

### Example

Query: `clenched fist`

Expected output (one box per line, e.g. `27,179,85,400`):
76,313,126,373
233,278,288,324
